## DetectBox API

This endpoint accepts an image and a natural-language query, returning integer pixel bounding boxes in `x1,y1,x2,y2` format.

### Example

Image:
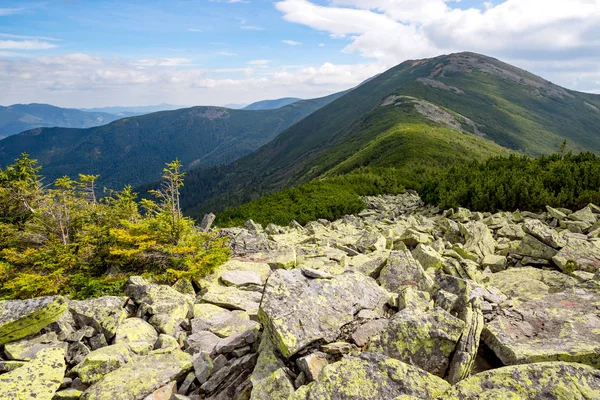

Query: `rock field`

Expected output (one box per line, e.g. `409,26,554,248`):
3,192,600,399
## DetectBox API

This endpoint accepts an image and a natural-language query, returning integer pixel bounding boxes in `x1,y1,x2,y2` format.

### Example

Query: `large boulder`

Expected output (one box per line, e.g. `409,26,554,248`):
0,347,66,400
259,269,389,358
292,352,450,400
72,343,133,384
114,317,158,354
459,221,496,260
440,362,600,399
81,350,192,400
0,295,68,345
514,234,558,260
553,238,600,273
483,289,600,368
367,307,465,376
249,336,294,400
69,296,127,341
378,250,434,293
522,218,565,248
488,267,578,302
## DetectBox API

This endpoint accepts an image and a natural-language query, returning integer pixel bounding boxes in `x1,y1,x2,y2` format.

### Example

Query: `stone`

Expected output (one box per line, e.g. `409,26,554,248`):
143,381,176,400
483,289,600,368
69,296,127,341
399,227,432,247
355,231,387,253
297,352,328,381
553,238,600,273
570,206,597,226
514,233,559,260
201,284,262,314
368,308,465,377
301,267,333,279
215,328,259,354
0,295,68,345
0,347,66,400
395,286,432,311
202,260,271,287
185,331,221,356
351,319,389,347
249,367,294,400
488,267,578,302
347,251,389,278
172,279,196,296
67,341,91,365
411,244,444,270
72,343,133,384
54,389,84,400
441,362,600,399
264,246,297,269
296,352,450,400
193,352,213,384
321,342,356,355
459,221,496,260
447,298,484,384
481,254,506,272
177,372,195,395
200,213,216,232
115,317,158,354
81,351,192,400
522,218,566,248
192,308,259,338
258,269,389,358
193,303,229,320
0,360,27,372
152,334,180,354
4,331,66,361
378,250,433,293
547,206,568,220
220,270,263,287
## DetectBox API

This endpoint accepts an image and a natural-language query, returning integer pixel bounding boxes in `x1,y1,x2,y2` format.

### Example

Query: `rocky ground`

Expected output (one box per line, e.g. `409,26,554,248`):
2,192,600,399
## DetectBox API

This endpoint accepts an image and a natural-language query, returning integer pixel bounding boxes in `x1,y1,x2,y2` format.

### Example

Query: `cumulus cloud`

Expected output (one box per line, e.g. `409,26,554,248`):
0,39,56,50
275,0,600,92
282,40,301,46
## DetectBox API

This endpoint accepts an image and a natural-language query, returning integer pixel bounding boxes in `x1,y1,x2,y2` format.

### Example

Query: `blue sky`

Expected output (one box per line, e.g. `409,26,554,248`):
0,0,598,107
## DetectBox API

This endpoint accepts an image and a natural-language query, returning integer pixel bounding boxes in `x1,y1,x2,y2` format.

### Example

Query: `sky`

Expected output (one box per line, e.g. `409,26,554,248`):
0,0,599,108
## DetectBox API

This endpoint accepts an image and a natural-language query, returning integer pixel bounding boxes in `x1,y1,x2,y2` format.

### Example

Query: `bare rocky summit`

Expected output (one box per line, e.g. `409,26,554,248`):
2,192,600,398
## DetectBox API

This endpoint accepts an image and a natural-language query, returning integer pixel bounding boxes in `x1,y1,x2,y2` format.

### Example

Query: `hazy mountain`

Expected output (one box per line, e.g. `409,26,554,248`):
0,103,123,139
80,103,187,115
176,52,600,217
0,91,347,190
243,98,302,111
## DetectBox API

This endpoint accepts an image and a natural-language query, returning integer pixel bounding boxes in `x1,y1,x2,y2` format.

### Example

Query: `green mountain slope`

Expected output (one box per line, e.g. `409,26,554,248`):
243,97,302,111
0,103,123,139
0,91,346,190
180,52,600,217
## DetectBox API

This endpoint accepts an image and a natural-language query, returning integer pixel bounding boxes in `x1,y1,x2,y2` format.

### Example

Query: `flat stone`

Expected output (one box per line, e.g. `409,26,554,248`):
220,270,263,287
301,267,333,279
54,388,84,400
72,343,133,384
4,331,66,361
522,218,565,248
514,234,559,260
69,296,127,341
483,289,600,368
215,328,259,354
481,254,507,272
201,260,271,286
185,331,221,356
258,269,389,358
143,381,176,400
488,267,578,302
81,351,192,400
368,308,465,377
321,341,356,355
0,295,68,345
351,319,389,347
411,244,444,270
297,352,328,381
293,352,450,400
378,250,433,293
192,308,259,338
553,238,600,273
0,347,66,400
201,284,262,314
114,317,158,354
193,352,213,384
347,251,389,278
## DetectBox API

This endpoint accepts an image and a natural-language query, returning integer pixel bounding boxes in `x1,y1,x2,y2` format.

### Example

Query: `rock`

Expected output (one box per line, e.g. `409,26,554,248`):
115,317,158,354
296,352,450,400
441,362,600,399
459,221,496,260
153,334,180,354
378,250,434,293
220,270,263,287
297,352,328,382
570,206,597,225
483,289,600,368
399,227,432,247
447,298,484,384
411,244,444,270
4,331,66,361
351,319,389,347
481,254,506,272
193,352,213,384
259,269,389,358
67,341,91,364
249,367,294,400
200,213,216,232
0,347,66,400
72,343,133,384
172,279,196,296
69,296,127,341
54,388,84,400
368,308,465,377
215,328,259,354
355,231,387,253
394,286,432,311
0,295,68,345
347,251,389,278
202,260,271,287
321,341,356,355
264,246,297,270
514,233,559,260
143,381,176,400
488,267,578,302
0,360,27,372
301,267,333,279
192,307,259,338
81,351,192,400
185,331,221,356
250,335,290,399
522,218,566,248
553,238,600,273
201,284,262,315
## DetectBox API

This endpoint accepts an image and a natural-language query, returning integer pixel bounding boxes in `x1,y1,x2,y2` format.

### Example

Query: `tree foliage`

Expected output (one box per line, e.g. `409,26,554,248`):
0,154,229,300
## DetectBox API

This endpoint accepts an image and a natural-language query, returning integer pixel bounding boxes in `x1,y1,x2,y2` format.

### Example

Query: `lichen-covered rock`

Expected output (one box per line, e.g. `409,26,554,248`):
483,290,600,368
553,238,600,273
114,317,158,354
347,251,389,278
250,335,291,399
201,284,263,315
459,221,496,260
440,362,600,399
481,254,506,272
411,244,444,270
220,270,263,287
185,331,221,355
378,250,434,293
515,234,558,260
191,306,259,338
4,331,66,361
72,343,133,384
81,350,192,400
399,227,432,247
355,231,387,253
69,296,127,341
259,269,389,358
201,259,271,287
522,218,566,248
368,307,465,376
250,368,294,400
447,298,484,384
488,267,578,302
296,352,450,399
0,295,68,345
0,347,66,400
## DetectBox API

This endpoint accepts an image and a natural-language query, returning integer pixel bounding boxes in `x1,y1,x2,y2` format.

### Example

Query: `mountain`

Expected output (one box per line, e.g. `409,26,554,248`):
179,52,600,217
80,103,186,115
0,103,124,139
0,90,347,190
243,97,302,111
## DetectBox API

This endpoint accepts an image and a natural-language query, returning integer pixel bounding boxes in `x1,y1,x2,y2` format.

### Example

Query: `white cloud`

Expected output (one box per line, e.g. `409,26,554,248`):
187,28,203,32
275,0,600,92
216,51,237,56
282,40,301,46
248,59,271,65
0,39,56,50
241,25,265,30
0,8,24,16
131,58,192,67
0,33,59,41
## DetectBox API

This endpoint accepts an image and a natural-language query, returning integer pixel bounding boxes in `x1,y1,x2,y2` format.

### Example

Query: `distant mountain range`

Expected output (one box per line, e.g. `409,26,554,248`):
0,104,124,139
79,103,187,115
174,52,600,218
243,98,302,111
0,91,347,190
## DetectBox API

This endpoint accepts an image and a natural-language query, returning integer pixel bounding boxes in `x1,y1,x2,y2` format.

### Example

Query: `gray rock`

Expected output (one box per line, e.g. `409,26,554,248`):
185,331,221,356
200,213,216,232
351,319,390,347
514,234,559,260
522,218,566,248
297,352,328,381
4,331,67,361
69,296,127,341
193,352,213,384
215,328,259,354
301,267,333,279
378,250,433,293
220,270,263,287
114,317,158,354
553,238,600,273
